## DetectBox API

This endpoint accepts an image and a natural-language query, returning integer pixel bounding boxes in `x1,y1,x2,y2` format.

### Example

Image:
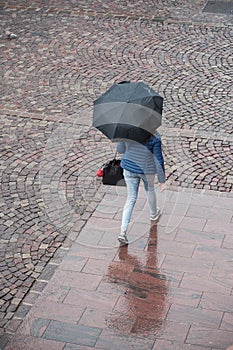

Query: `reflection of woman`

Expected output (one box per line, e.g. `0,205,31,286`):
117,132,166,245
107,224,169,335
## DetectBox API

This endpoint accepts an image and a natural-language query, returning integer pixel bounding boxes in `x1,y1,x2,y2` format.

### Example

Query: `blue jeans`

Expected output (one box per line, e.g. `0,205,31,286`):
121,169,157,233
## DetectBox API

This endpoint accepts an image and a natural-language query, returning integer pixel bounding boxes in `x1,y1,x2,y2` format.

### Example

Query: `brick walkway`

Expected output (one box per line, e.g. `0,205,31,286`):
2,188,233,349
0,0,233,349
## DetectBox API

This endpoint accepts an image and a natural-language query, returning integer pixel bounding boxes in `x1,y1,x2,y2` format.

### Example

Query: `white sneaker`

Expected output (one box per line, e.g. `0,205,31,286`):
150,208,161,221
118,233,128,245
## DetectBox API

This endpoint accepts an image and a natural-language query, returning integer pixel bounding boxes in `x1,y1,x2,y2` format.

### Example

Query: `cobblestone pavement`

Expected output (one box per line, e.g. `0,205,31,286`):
0,0,233,348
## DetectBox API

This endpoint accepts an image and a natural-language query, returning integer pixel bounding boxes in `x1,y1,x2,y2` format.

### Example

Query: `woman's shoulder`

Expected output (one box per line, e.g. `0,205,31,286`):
153,132,161,140
147,133,161,145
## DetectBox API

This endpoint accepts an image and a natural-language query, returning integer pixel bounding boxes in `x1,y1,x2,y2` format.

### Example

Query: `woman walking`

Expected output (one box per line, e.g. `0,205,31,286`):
117,130,166,245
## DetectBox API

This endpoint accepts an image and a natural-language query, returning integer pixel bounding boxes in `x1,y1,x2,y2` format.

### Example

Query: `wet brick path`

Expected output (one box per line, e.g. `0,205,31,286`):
0,0,233,348
2,188,233,350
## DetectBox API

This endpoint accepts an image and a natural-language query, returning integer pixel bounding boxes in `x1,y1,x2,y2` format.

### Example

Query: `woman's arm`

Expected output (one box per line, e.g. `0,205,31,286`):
117,142,126,154
153,136,166,184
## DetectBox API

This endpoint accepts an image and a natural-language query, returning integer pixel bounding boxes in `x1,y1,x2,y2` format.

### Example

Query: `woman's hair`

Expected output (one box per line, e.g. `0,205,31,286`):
143,132,153,144
118,81,130,84
143,128,159,144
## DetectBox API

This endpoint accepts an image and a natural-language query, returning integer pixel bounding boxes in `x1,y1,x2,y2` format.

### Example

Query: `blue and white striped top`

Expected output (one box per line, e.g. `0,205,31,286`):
117,133,165,183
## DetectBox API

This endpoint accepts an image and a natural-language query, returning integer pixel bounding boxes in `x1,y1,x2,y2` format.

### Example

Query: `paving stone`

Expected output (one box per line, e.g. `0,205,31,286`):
38,264,57,282
43,320,102,347
186,325,233,349
96,329,155,350
0,329,11,350
3,334,65,350
13,304,31,319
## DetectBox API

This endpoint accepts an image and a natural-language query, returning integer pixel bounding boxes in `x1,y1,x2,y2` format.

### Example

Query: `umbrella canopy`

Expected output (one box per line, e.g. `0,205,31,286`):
93,81,163,143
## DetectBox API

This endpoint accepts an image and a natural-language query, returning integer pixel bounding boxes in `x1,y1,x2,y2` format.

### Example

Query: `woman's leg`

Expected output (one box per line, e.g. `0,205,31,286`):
141,174,157,218
120,170,140,234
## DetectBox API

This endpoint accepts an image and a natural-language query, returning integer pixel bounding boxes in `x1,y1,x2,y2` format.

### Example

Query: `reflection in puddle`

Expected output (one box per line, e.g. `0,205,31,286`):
106,224,169,335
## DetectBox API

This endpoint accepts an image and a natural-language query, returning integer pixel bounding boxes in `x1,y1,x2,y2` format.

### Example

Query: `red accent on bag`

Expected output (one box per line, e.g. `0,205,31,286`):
96,169,104,177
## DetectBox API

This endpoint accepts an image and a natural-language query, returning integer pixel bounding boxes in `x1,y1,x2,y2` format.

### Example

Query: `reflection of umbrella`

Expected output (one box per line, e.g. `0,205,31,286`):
93,81,163,143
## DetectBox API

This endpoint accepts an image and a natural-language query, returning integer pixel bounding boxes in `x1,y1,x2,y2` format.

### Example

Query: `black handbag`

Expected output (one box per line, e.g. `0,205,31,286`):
102,155,126,186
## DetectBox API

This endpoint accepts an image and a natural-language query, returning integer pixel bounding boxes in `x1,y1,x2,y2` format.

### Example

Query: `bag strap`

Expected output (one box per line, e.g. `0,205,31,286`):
113,150,118,159
102,150,118,168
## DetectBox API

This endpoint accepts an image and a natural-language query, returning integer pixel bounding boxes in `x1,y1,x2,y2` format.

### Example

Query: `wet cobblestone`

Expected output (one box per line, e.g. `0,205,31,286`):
163,129,233,191
0,0,232,339
0,113,109,326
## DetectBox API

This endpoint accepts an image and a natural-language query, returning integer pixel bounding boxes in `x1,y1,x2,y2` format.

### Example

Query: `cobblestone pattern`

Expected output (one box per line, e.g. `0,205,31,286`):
0,11,232,132
0,0,232,333
163,130,233,192
0,113,111,327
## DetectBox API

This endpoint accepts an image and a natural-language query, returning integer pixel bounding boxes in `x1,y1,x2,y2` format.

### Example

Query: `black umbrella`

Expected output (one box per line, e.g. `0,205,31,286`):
93,81,163,143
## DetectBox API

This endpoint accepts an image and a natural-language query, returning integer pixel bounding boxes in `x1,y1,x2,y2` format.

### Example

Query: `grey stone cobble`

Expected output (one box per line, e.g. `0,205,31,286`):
0,0,232,338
